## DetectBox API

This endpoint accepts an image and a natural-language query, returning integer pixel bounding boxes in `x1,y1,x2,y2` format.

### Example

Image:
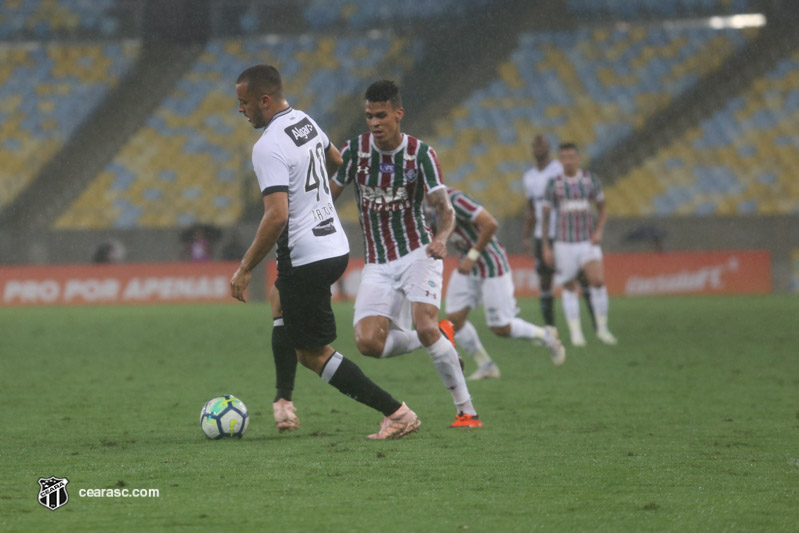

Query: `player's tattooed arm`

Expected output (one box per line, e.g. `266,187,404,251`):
426,188,454,259
522,198,536,252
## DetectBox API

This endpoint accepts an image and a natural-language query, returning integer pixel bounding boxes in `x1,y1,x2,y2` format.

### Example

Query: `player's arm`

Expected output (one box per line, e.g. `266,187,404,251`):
458,208,498,274
329,140,352,202
591,199,607,245
231,192,289,302
522,198,536,253
324,142,343,179
541,203,554,267
426,187,455,260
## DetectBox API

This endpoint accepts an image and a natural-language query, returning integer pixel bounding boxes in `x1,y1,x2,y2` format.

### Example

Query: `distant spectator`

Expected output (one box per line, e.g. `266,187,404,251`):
181,228,213,262
93,239,126,263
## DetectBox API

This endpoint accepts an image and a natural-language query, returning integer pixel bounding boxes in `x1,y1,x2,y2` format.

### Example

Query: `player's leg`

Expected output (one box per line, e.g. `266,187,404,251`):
412,300,480,427
445,271,497,379
536,238,556,327
485,272,565,366
269,286,300,432
582,249,616,345
279,255,420,439
353,265,422,358
555,242,586,346
576,269,597,331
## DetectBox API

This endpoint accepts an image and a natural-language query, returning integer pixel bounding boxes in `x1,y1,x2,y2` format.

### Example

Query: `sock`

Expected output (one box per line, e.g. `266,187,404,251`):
509,317,546,341
321,352,402,416
272,318,297,402
581,282,597,330
454,321,492,366
589,285,609,331
426,336,476,415
381,329,423,358
540,290,555,326
562,288,583,337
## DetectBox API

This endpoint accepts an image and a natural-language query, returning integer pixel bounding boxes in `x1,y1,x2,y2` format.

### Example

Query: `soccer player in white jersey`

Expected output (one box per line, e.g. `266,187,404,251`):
230,65,420,440
541,142,617,346
330,80,481,428
522,135,595,331
438,187,565,380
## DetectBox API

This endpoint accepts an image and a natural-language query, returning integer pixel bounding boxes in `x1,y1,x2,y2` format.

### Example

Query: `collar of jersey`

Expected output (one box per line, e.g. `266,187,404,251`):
370,133,407,155
263,106,294,130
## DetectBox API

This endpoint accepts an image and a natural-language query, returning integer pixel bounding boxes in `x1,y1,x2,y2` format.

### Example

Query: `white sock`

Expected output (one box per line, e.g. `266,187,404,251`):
381,329,423,358
562,288,582,336
589,285,609,331
426,336,476,415
454,321,492,366
509,317,546,340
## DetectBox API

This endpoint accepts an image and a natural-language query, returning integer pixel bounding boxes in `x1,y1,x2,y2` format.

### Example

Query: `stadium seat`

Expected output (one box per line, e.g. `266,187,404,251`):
426,24,755,218
0,41,139,211
56,34,423,229
607,50,799,216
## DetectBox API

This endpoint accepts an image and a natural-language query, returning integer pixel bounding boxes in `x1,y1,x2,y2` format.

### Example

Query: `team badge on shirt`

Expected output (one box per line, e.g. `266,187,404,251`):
404,168,418,182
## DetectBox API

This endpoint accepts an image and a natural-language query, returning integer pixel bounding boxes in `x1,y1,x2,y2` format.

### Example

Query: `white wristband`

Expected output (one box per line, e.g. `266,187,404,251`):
466,248,481,261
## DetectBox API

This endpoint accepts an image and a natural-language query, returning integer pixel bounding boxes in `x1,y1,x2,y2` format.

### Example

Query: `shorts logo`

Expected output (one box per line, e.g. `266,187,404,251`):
427,280,437,288
379,163,395,174
404,168,418,182
38,476,69,511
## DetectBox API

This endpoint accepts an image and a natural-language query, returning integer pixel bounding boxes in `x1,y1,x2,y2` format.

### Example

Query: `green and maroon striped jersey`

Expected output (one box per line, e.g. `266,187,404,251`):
449,188,510,279
333,133,444,264
543,169,604,243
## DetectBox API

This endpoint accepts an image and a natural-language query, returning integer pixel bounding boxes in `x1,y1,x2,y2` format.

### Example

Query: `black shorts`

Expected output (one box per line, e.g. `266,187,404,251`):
275,253,348,350
534,237,555,277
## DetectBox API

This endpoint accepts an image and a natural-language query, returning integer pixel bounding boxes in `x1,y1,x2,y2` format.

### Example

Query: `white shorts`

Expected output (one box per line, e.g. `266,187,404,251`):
353,246,443,328
553,241,603,285
445,271,519,327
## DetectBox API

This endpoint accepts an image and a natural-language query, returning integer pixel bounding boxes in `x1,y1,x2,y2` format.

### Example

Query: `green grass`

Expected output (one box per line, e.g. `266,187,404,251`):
1,296,797,532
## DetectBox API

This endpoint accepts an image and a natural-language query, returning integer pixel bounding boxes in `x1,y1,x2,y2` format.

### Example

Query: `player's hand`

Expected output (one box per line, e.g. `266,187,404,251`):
457,257,475,275
590,229,603,245
543,246,554,268
230,267,252,303
426,240,448,260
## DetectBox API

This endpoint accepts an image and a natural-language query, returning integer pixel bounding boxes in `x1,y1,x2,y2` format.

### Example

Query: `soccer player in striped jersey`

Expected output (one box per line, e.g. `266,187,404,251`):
522,135,596,330
440,188,566,379
330,80,481,428
541,143,617,346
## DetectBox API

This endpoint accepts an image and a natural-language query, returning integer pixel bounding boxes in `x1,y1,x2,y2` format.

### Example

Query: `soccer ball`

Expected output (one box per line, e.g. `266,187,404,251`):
200,395,250,439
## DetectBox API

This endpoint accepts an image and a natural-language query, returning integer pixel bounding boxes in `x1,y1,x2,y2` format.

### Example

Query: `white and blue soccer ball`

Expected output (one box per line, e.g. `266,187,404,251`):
200,395,250,439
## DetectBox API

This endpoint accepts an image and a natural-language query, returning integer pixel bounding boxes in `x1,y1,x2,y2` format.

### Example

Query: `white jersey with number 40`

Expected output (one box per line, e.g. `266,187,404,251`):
251,107,349,270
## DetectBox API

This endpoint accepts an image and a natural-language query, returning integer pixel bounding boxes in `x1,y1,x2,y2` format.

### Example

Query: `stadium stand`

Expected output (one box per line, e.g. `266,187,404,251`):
304,0,492,30
0,0,122,39
56,34,423,229
428,24,757,217
605,49,799,217
566,0,753,19
0,40,140,210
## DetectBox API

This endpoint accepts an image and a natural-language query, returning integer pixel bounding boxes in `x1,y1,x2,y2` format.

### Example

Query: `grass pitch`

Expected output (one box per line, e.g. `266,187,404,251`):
1,295,797,532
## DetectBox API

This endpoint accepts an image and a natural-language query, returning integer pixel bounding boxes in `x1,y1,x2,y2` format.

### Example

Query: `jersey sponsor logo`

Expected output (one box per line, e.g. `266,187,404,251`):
312,218,337,237
284,117,317,147
359,185,411,212
561,199,590,212
379,162,395,174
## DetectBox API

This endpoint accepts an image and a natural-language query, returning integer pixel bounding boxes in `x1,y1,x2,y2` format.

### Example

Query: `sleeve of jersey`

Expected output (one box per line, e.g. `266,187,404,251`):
252,142,289,196
332,140,353,186
452,192,482,222
420,146,445,193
